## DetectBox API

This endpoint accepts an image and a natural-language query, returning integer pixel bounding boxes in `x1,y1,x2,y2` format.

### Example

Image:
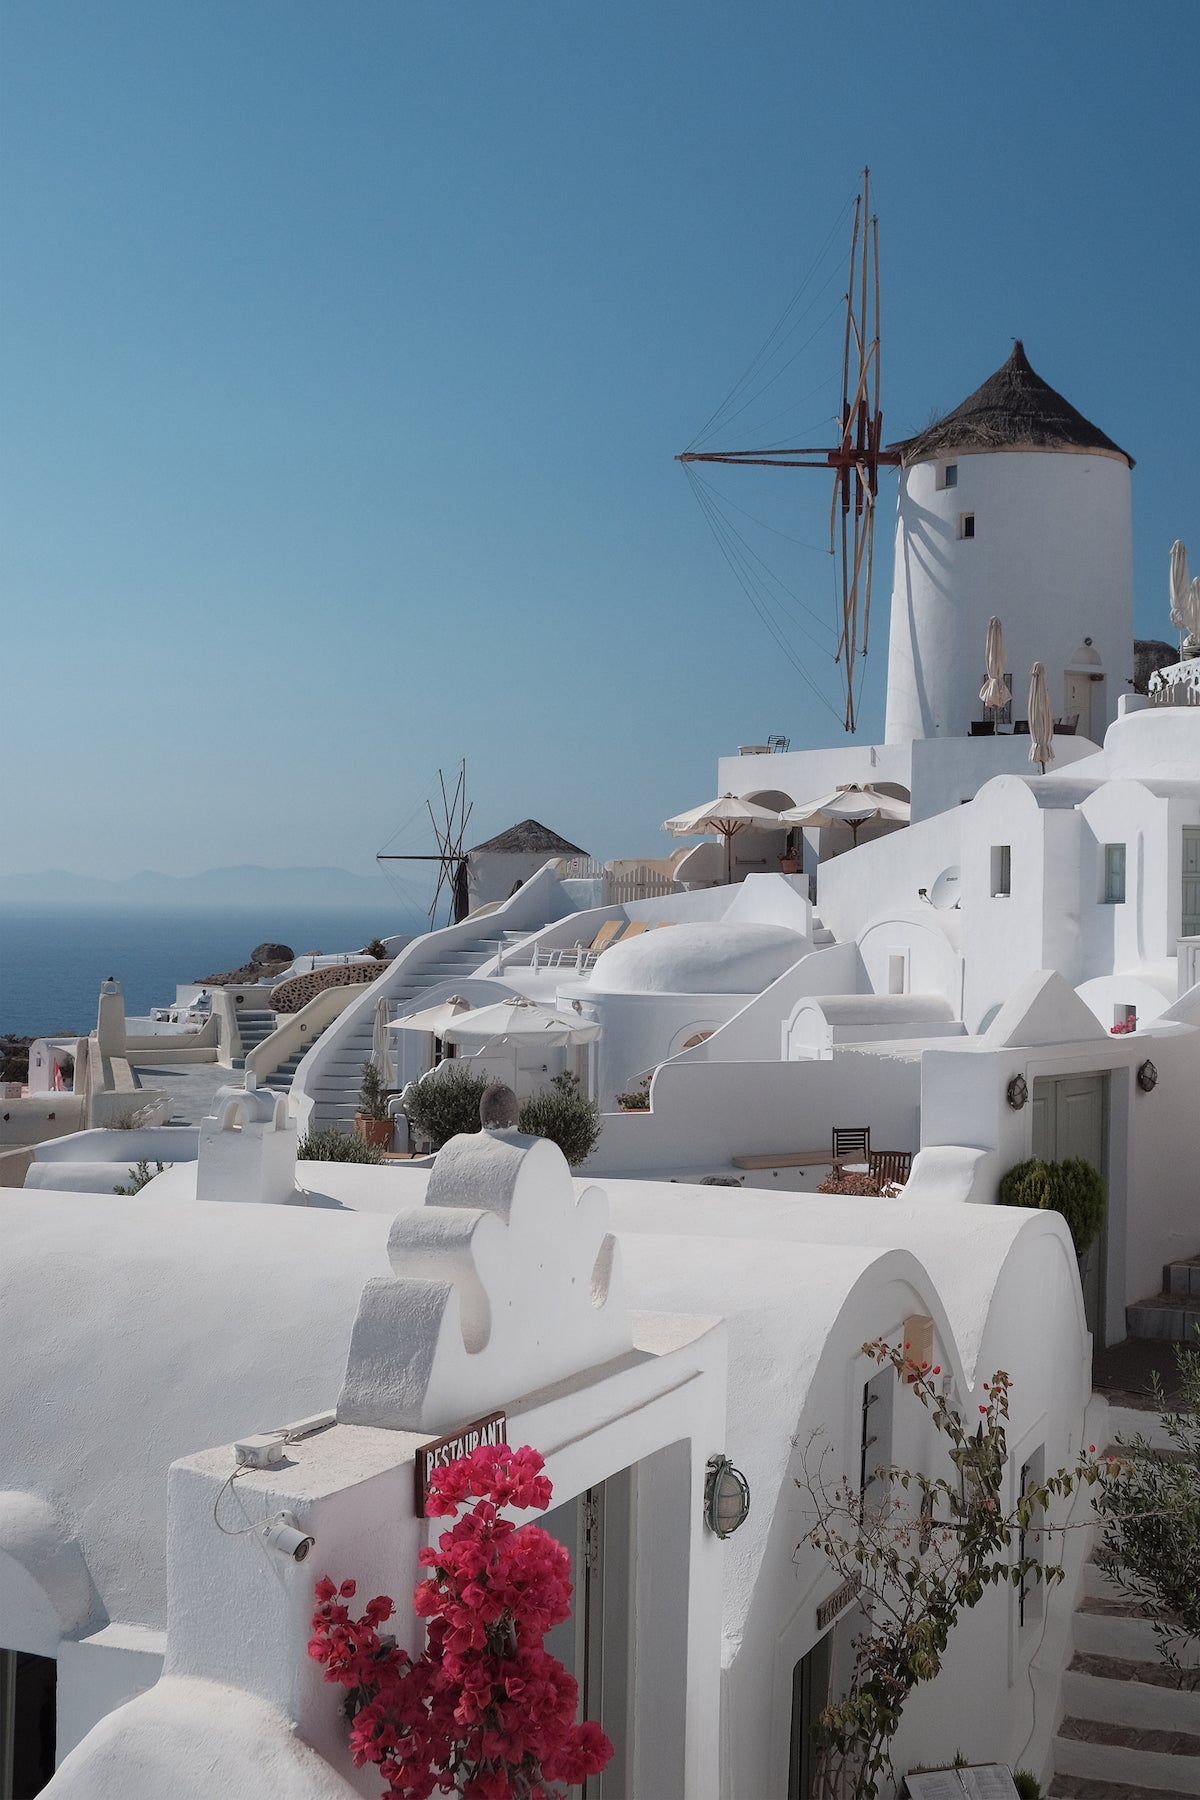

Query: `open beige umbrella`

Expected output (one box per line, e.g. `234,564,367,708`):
386,995,474,1036
441,996,601,1047
662,792,784,885
979,616,1012,713
781,783,910,849
1028,662,1055,773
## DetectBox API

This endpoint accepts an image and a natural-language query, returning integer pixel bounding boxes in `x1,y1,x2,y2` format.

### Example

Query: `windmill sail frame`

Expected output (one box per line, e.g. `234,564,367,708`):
677,169,898,731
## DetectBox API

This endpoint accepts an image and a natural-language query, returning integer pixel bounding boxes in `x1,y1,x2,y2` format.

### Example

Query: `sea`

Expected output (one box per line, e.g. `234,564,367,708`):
0,904,427,1038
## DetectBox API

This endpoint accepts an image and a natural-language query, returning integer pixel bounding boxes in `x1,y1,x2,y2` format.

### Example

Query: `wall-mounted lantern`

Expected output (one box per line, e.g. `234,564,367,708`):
704,1455,751,1539
1006,1073,1029,1110
1137,1059,1158,1093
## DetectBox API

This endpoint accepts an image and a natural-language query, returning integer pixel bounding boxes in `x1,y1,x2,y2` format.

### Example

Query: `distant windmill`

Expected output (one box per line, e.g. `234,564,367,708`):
377,761,472,928
678,169,899,733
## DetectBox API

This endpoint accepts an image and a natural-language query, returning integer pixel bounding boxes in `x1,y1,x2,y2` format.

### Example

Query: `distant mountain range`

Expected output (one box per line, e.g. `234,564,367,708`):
0,864,401,908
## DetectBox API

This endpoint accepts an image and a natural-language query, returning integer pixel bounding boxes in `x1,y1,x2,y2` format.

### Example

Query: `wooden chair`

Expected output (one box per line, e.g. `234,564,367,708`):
831,1126,870,1167
619,920,649,942
869,1150,913,1188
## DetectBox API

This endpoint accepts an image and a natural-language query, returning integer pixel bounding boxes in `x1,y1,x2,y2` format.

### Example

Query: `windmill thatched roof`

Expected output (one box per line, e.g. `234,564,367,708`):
467,819,589,857
889,341,1133,467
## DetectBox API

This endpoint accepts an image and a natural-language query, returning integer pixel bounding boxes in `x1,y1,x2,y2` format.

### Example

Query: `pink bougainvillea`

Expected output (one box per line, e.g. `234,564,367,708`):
309,1443,613,1800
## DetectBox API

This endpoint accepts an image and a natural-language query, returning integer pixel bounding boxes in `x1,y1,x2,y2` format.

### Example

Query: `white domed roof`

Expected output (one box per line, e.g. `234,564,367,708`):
588,921,806,995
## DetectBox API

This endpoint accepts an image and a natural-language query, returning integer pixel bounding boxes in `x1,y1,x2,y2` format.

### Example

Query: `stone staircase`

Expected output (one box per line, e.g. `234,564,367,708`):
232,1008,275,1067
1126,1252,1200,1344
260,1032,328,1095
1050,1555,1200,1798
304,929,509,1131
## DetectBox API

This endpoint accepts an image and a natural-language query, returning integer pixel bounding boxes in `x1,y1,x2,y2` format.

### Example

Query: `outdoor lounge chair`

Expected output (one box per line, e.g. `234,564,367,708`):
540,917,628,970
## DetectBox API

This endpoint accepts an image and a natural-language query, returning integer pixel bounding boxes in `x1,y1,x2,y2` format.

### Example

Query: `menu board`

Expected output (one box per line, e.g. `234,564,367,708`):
906,1768,1020,1800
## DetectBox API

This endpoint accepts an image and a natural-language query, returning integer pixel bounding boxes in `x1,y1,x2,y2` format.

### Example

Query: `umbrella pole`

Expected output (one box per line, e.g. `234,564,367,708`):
725,828,734,886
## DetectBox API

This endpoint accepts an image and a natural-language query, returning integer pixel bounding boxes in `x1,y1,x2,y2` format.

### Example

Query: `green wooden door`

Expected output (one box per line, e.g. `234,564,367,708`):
1030,1072,1108,1337
1183,827,1200,938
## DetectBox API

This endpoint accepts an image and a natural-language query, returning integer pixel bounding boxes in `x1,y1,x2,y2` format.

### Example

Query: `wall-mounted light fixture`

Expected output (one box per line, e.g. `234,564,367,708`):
704,1455,751,1539
1137,1059,1158,1093
1006,1074,1029,1110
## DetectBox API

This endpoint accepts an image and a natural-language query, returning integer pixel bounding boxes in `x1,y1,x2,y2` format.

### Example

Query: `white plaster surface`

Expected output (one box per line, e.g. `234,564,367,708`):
46,1677,362,1799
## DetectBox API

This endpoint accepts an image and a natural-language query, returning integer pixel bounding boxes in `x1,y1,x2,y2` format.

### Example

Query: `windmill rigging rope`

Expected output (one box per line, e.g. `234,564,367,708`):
686,466,836,632
686,187,857,451
689,289,847,450
685,467,844,726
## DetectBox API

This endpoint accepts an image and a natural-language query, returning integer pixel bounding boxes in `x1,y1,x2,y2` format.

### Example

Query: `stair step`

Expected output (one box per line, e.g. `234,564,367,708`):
1064,1652,1200,1732
1050,1778,1197,1799
1054,1716,1200,1795
1127,1294,1200,1342
1164,1256,1200,1298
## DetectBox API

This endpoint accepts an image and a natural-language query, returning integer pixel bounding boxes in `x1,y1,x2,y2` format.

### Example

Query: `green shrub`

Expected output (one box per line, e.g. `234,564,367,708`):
113,1159,165,1195
358,1058,390,1121
297,1127,385,1163
1012,1771,1043,1800
405,1066,488,1151
614,1077,650,1111
997,1156,1106,1256
519,1072,602,1168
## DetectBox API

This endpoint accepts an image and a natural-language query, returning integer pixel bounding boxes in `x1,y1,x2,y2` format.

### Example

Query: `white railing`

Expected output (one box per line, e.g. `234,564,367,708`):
1149,659,1200,705
554,860,679,904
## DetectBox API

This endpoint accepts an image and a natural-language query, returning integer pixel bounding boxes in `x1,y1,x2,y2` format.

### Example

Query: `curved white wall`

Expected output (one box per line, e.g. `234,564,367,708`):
885,449,1132,743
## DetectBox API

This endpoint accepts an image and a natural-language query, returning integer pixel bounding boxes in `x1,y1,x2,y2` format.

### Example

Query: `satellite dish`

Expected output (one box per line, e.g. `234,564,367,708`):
929,866,961,910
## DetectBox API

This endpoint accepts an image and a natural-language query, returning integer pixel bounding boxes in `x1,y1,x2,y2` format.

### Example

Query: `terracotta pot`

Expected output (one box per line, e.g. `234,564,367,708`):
355,1113,393,1148
781,858,799,874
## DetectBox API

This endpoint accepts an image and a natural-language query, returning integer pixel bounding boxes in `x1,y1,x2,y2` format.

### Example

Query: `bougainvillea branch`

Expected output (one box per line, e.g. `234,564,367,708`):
309,1443,613,1800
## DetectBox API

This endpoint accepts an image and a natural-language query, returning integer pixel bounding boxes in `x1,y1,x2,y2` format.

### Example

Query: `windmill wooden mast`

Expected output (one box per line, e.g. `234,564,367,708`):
376,761,473,928
677,169,899,732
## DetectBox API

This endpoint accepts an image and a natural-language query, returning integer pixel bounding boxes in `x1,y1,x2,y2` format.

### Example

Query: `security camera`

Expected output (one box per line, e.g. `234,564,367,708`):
260,1511,315,1563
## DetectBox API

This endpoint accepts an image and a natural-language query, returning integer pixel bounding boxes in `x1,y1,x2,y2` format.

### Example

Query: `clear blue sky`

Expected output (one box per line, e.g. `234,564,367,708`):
3,1,1197,905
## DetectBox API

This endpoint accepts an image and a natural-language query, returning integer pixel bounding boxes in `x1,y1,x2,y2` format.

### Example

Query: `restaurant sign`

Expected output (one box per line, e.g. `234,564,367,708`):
815,1572,862,1632
414,1410,508,1515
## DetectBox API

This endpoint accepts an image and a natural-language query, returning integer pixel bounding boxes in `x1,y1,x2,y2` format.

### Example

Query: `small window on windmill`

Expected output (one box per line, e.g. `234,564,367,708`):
959,511,976,540
937,462,958,490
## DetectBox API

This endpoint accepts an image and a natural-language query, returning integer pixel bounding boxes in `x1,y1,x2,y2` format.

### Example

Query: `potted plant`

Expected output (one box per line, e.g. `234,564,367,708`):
355,1059,394,1149
997,1156,1106,1274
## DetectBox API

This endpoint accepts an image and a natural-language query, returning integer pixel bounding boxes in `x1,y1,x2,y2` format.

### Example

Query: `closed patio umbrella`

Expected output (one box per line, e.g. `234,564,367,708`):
781,783,910,849
662,792,784,885
1170,540,1200,651
441,996,601,1047
979,616,1012,713
1028,662,1055,773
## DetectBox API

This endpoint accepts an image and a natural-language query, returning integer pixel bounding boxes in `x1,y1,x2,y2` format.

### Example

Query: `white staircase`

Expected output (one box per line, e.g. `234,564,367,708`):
1050,1556,1200,1799
303,927,509,1130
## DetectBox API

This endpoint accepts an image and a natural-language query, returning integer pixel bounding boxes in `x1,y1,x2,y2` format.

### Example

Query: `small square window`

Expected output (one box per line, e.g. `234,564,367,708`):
937,462,958,490
959,512,976,540
991,844,1011,897
1103,843,1126,904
